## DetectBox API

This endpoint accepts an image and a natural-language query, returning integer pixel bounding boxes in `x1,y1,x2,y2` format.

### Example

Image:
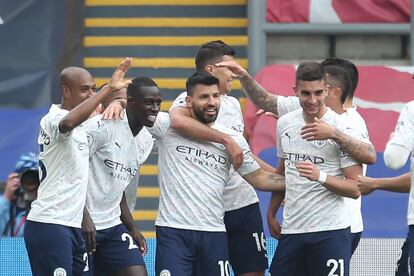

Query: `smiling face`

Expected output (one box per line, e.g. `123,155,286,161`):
295,79,328,119
128,86,162,127
186,83,221,125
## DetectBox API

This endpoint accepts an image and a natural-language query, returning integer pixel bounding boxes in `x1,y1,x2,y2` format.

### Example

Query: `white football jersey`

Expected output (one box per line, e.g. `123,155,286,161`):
277,96,368,233
28,104,89,228
125,127,155,213
149,112,260,232
277,95,301,117
387,101,414,226
277,108,359,234
171,92,259,211
85,114,140,230
340,107,372,233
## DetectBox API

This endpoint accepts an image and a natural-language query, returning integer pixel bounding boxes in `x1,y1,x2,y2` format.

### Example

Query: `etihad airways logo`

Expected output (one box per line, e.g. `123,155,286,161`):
284,152,324,164
176,145,227,165
104,159,138,176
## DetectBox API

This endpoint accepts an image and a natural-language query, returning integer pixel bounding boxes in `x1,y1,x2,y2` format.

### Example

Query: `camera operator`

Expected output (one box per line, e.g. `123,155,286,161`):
0,153,39,237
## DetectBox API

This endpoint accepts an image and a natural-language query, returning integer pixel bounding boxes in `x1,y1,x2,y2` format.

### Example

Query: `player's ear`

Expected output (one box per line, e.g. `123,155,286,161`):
185,95,192,108
292,85,298,96
205,64,214,76
61,85,70,99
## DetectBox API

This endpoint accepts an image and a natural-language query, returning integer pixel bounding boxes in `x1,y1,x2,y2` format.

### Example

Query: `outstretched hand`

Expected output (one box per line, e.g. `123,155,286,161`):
215,60,248,79
256,109,278,119
108,57,133,91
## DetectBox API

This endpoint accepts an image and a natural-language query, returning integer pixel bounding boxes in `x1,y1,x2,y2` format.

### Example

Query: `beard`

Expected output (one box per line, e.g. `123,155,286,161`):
193,108,218,124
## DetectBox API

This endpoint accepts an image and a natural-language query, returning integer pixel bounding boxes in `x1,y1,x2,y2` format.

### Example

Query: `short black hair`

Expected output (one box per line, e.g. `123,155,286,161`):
296,62,326,84
195,40,236,72
186,72,219,96
127,77,158,98
324,65,351,104
321,57,359,98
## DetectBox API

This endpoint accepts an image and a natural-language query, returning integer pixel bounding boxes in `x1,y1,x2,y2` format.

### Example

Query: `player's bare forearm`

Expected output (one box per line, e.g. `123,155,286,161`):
267,191,285,219
377,173,411,193
324,176,361,199
170,107,228,143
120,192,138,234
332,129,377,164
239,74,279,114
243,169,285,192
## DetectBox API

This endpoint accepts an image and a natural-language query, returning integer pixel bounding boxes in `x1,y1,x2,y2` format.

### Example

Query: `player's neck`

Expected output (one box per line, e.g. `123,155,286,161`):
126,108,143,136
303,105,328,123
330,103,344,115
343,98,353,108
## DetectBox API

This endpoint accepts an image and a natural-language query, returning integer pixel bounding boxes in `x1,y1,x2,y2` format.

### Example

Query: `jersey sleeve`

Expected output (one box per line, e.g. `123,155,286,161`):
147,112,170,138
277,95,301,117
388,101,414,152
41,112,70,141
169,91,188,111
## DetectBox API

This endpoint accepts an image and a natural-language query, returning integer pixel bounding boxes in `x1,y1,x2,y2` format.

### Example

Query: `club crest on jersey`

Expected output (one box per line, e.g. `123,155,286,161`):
312,140,326,148
160,270,171,276
53,267,67,276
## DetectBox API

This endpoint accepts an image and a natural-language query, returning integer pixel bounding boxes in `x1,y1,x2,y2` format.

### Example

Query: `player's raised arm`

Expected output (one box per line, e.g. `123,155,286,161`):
215,60,279,115
59,57,132,133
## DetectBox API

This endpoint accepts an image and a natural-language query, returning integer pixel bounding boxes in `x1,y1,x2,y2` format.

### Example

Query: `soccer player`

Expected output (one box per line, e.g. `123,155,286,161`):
150,72,285,276
24,58,132,276
272,62,362,275
380,99,414,273
216,58,375,256
169,40,271,276
81,77,161,276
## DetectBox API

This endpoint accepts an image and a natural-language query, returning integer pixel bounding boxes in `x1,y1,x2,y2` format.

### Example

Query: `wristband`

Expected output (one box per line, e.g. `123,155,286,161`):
318,171,327,184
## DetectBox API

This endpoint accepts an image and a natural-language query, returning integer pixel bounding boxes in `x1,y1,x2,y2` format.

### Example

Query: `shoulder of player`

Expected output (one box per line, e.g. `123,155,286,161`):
403,100,414,114
278,109,302,125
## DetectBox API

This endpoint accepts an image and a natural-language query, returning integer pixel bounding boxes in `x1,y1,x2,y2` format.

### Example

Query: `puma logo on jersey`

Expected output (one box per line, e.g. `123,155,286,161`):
115,142,121,150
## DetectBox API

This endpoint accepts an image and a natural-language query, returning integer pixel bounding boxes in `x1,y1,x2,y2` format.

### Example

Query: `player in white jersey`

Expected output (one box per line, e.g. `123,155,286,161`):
81,76,161,276
267,62,363,275
169,41,272,276
150,72,285,276
276,65,373,255
380,100,414,272
24,58,132,276
216,58,376,256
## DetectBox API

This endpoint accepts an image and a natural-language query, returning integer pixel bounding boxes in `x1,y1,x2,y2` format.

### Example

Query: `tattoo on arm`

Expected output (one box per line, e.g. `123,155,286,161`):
239,75,279,114
333,129,376,164
267,173,285,187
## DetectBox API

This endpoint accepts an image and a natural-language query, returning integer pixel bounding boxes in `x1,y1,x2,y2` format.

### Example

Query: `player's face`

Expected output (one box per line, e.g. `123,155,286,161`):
187,84,221,124
210,55,234,94
131,86,162,127
324,84,340,109
67,72,96,109
295,79,327,117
